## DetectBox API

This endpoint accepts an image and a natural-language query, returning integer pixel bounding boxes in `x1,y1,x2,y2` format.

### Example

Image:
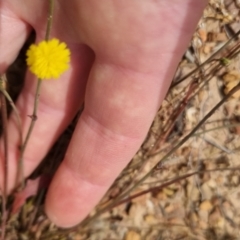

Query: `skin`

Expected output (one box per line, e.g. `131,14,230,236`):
0,0,208,228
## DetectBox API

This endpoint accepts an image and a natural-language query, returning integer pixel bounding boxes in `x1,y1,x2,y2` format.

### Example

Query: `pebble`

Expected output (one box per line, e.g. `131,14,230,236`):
125,231,141,240
199,200,213,211
201,182,213,200
144,214,158,224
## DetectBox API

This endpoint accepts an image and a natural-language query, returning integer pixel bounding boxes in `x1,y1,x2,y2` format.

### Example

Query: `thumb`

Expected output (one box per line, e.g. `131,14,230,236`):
0,4,31,73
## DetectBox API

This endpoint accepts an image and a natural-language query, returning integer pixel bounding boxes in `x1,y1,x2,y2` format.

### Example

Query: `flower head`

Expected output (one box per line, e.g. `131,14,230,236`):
26,38,70,79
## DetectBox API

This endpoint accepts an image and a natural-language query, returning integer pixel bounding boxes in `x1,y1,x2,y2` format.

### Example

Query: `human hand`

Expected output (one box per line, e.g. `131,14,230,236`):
0,0,207,227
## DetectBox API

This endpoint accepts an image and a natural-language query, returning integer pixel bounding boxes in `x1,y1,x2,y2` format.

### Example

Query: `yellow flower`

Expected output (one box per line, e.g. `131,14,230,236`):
26,38,70,79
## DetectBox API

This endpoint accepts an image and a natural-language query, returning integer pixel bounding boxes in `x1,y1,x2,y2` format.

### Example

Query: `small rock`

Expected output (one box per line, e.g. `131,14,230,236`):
155,191,168,201
129,203,145,227
228,190,240,209
222,201,234,219
168,217,185,226
231,175,239,185
203,43,214,54
198,209,209,222
201,182,213,200
198,28,207,42
222,70,240,83
186,183,200,201
164,203,185,220
211,196,221,206
109,187,120,198
164,203,175,214
188,212,199,227
145,199,155,213
209,208,225,229
144,214,158,224
125,231,141,240
199,220,208,229
163,187,175,197
206,179,217,189
215,175,225,185
186,107,197,124
216,217,225,228
199,200,213,211
74,234,87,240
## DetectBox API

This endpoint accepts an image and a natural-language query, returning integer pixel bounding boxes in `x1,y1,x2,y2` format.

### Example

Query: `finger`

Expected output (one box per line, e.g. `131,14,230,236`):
0,3,31,72
45,2,207,227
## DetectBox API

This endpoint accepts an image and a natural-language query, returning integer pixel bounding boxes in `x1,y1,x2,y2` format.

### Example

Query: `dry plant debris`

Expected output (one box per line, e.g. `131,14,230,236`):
3,0,240,239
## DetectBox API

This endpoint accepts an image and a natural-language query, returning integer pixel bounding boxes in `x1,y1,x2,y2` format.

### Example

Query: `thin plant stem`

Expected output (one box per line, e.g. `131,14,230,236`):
45,0,54,41
192,122,240,137
17,0,54,189
17,79,42,189
27,189,46,229
171,29,240,88
0,77,9,194
19,79,42,154
0,75,22,144
0,76,23,191
0,75,8,240
110,167,240,208
0,74,23,239
0,91,22,146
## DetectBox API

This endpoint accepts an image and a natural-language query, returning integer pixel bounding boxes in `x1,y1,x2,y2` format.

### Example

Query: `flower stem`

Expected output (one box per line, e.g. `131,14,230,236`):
45,0,54,41
17,0,55,189
17,79,42,189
